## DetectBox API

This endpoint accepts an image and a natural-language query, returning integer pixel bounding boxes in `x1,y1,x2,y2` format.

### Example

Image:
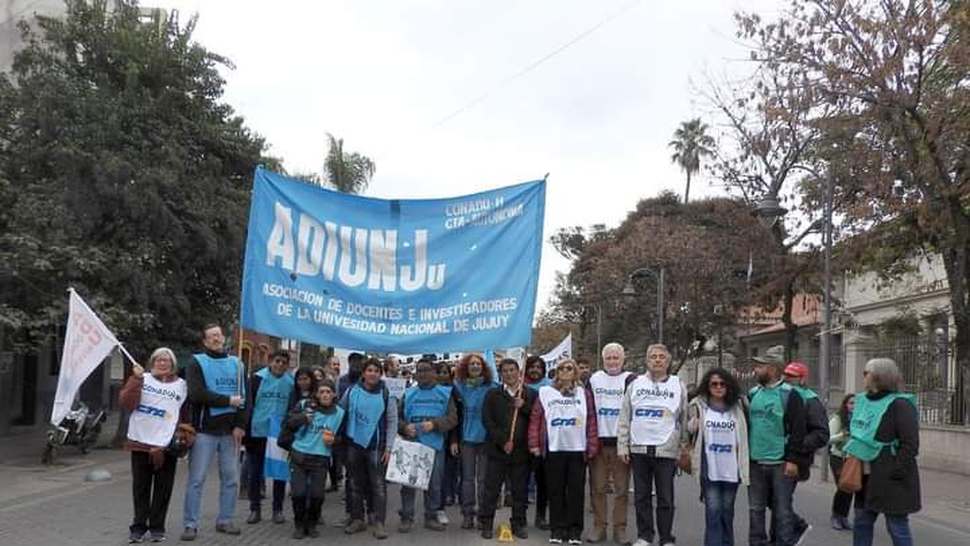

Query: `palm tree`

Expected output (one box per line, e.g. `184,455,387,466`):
323,133,376,194
668,118,714,203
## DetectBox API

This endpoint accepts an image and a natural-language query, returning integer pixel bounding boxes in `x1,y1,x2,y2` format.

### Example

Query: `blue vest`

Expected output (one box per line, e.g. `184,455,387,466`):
292,405,345,457
455,380,496,443
251,368,294,438
404,384,451,451
195,353,244,417
347,384,386,449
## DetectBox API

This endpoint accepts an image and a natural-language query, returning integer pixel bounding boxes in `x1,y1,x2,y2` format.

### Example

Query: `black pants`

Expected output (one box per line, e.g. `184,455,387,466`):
246,438,286,512
130,450,178,535
829,455,858,518
530,453,548,520
545,452,587,541
631,454,677,544
479,452,530,529
347,443,388,523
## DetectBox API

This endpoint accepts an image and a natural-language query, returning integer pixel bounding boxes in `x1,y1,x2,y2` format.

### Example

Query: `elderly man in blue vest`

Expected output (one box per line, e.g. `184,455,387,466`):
397,358,458,533
244,350,294,525
180,324,249,541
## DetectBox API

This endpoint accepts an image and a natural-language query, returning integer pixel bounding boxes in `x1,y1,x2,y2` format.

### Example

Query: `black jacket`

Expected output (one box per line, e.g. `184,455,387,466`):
797,394,831,480
482,384,537,460
862,391,921,516
185,349,249,434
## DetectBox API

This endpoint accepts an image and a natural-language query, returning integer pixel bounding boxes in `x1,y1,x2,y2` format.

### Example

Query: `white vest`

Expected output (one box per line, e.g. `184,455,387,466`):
539,385,587,452
628,375,682,447
127,374,187,447
702,406,740,482
590,370,631,438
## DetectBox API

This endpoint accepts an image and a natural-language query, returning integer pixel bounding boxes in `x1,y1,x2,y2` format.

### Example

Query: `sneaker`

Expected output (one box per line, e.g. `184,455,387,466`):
149,531,166,543
333,515,351,528
372,522,389,539
840,517,853,531
246,510,261,524
272,511,285,524
129,530,145,544
587,527,606,543
215,523,241,535
179,528,196,542
398,519,413,534
436,510,450,525
513,527,529,540
570,539,583,545
481,526,494,539
631,539,651,546
425,518,446,531
344,519,368,534
830,517,844,530
462,515,475,530
549,538,563,544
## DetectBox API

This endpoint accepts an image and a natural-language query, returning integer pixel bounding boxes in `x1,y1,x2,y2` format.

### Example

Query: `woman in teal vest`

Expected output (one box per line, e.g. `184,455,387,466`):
285,378,345,539
844,358,920,546
452,353,499,529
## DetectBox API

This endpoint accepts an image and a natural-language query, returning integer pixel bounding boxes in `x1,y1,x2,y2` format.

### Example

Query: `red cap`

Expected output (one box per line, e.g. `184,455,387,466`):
784,361,809,378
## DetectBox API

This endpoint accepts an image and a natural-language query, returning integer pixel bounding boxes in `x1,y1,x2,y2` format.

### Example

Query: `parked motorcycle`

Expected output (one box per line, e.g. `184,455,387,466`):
42,402,107,464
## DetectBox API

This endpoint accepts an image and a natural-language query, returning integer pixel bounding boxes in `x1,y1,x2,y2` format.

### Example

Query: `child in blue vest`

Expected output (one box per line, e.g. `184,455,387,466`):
244,350,294,525
285,378,345,539
398,358,459,532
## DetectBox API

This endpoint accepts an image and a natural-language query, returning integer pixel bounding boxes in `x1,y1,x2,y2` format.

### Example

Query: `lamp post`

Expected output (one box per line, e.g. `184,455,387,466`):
578,302,603,367
623,266,666,344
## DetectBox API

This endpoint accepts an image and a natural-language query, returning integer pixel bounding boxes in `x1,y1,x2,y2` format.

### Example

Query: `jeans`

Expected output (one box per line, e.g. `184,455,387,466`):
748,462,796,546
460,443,488,516
130,451,178,535
630,454,677,544
348,444,388,523
400,448,444,521
246,438,286,512
702,479,739,546
853,508,913,546
443,448,460,506
182,432,239,528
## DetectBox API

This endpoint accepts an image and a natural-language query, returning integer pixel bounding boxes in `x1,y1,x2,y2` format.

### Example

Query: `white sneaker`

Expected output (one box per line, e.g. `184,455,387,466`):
631,539,651,546
436,510,449,525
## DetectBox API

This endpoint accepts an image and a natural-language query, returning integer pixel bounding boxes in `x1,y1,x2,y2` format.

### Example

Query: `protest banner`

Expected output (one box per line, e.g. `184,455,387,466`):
240,167,545,353
386,437,436,490
540,333,573,367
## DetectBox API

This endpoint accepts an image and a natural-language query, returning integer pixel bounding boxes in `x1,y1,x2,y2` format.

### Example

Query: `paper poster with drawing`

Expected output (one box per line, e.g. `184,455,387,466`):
385,437,436,491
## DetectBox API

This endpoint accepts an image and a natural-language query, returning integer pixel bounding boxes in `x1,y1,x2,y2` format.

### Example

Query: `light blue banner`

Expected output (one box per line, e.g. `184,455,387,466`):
241,167,545,354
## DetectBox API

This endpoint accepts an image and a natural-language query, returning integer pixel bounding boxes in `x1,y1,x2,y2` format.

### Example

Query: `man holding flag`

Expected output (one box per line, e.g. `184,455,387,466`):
181,324,249,541
244,350,294,525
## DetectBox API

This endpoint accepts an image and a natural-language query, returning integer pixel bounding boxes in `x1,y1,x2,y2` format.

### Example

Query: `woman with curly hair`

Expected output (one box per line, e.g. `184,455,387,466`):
451,353,499,529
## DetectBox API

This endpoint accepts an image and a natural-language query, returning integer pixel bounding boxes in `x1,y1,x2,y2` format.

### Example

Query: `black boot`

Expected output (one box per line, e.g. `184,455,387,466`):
480,518,494,539
292,497,306,539
306,498,324,538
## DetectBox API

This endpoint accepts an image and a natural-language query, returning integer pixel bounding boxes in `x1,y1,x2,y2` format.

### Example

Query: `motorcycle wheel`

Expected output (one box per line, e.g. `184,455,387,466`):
80,424,102,454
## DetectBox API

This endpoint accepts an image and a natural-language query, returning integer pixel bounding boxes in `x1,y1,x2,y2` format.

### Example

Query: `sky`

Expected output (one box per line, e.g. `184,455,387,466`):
151,0,782,314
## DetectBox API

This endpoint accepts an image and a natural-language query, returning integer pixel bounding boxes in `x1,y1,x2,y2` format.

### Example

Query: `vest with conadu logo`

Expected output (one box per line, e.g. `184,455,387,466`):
591,370,631,438
128,374,187,447
195,353,244,417
347,384,386,449
404,384,451,450
293,405,345,457
539,385,587,452
703,406,740,482
843,392,917,462
251,367,294,438
628,375,682,447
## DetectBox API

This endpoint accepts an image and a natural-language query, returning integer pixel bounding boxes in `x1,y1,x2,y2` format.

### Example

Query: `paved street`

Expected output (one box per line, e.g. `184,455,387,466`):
1,439,970,546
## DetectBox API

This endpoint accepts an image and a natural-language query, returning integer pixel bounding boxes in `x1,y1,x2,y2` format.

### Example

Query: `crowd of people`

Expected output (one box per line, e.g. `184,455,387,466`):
120,324,922,546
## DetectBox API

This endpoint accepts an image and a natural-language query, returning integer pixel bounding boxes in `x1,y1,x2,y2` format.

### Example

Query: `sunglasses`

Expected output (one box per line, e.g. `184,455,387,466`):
710,381,726,388
559,366,576,371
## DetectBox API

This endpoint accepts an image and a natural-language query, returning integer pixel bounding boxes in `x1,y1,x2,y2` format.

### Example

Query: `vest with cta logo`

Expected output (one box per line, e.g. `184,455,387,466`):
628,375,682,447
539,385,587,453
590,370,631,438
128,374,187,447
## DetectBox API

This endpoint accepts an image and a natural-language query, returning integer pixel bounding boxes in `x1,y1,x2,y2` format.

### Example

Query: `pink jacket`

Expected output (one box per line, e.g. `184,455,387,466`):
527,385,599,461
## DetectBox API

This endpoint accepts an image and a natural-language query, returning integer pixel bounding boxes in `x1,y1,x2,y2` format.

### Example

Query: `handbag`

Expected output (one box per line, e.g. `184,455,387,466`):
166,424,196,459
838,455,863,493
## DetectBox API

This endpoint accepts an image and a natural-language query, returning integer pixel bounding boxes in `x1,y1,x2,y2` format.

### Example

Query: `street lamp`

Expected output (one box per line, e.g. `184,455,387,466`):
623,266,666,344
578,302,603,367
751,195,787,230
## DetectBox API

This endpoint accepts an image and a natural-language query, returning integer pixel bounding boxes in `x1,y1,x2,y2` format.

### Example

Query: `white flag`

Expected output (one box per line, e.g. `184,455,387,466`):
50,289,120,425
540,334,573,367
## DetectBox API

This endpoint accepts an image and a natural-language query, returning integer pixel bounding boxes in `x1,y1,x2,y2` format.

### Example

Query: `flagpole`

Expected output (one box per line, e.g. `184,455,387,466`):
117,344,140,367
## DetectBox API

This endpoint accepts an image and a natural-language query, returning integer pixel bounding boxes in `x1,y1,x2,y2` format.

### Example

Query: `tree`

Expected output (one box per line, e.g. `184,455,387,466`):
736,0,970,419
323,133,375,195
668,118,715,203
0,1,273,357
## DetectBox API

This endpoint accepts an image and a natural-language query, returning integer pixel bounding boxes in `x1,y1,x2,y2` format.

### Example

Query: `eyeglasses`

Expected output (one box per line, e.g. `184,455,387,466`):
710,381,726,388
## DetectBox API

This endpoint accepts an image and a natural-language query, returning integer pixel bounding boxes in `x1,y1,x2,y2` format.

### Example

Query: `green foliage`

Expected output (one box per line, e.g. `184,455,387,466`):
668,118,714,203
0,1,273,356
323,133,375,194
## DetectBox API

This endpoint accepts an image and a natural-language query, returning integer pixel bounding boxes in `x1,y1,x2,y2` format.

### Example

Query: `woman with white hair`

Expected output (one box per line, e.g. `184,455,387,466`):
119,348,192,544
843,358,920,546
